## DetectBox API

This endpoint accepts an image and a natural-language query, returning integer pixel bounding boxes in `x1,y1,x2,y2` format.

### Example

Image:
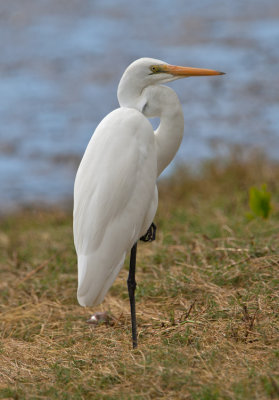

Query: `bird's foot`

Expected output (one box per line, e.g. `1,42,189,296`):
140,222,156,242
87,311,112,326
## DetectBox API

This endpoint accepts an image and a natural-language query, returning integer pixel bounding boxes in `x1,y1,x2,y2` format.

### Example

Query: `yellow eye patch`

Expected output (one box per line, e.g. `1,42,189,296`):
149,65,161,74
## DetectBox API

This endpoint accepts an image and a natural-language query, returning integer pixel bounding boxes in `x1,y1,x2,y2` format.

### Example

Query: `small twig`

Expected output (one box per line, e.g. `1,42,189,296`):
241,304,250,322
215,247,250,253
240,303,259,339
16,258,53,286
180,300,196,321
245,307,259,338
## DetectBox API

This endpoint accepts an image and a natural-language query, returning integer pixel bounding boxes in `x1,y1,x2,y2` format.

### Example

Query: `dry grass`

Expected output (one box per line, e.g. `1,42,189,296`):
1,153,279,399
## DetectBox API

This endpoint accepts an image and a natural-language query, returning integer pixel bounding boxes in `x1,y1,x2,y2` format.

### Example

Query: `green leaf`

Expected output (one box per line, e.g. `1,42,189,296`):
248,184,272,219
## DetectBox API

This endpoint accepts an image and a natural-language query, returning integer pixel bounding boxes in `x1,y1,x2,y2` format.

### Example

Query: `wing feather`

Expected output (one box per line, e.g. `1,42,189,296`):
73,108,157,306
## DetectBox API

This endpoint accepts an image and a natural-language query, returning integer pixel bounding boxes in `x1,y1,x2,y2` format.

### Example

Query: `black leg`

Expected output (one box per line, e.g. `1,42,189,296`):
127,242,138,349
127,223,157,349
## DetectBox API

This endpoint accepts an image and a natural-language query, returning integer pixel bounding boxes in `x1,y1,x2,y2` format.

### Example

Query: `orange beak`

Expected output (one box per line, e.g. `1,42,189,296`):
161,64,225,77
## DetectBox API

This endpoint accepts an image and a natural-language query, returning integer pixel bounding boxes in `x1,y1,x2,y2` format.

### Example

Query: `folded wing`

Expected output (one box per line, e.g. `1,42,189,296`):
73,108,158,306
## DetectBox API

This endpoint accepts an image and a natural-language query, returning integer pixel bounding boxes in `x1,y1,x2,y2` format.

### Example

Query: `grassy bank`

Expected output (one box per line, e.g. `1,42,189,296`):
0,154,279,399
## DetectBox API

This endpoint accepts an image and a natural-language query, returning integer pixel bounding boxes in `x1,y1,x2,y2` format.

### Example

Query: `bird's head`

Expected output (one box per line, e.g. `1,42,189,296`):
117,57,225,108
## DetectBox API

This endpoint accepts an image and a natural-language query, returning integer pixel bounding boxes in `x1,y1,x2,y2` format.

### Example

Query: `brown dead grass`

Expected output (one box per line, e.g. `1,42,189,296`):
0,153,279,399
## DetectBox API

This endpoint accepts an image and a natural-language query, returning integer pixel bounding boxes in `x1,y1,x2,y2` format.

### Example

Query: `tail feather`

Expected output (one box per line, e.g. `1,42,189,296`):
77,253,126,307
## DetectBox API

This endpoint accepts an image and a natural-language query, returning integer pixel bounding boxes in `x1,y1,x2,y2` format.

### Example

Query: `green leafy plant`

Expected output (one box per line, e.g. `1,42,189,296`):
248,184,272,219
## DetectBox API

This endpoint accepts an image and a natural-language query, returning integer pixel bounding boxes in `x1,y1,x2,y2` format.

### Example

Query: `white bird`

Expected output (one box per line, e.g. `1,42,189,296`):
73,58,224,347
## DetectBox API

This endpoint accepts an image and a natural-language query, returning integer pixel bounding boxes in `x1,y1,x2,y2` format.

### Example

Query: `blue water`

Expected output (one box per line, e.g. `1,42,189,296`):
1,0,279,211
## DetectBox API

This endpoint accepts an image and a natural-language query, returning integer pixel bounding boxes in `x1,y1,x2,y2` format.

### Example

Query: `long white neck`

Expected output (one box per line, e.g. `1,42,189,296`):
152,86,184,176
118,82,184,177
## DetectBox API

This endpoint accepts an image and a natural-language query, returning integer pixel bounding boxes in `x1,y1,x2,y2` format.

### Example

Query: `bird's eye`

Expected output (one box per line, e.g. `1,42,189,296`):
149,65,160,74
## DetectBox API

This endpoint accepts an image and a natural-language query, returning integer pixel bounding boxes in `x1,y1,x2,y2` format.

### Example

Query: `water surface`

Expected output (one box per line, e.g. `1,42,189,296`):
1,0,279,211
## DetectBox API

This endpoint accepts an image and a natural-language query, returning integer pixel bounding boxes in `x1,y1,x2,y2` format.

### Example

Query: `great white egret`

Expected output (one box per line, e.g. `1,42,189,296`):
73,57,224,348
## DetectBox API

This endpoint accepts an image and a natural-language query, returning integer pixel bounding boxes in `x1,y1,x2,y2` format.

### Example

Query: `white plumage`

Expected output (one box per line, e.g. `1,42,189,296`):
74,108,157,306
